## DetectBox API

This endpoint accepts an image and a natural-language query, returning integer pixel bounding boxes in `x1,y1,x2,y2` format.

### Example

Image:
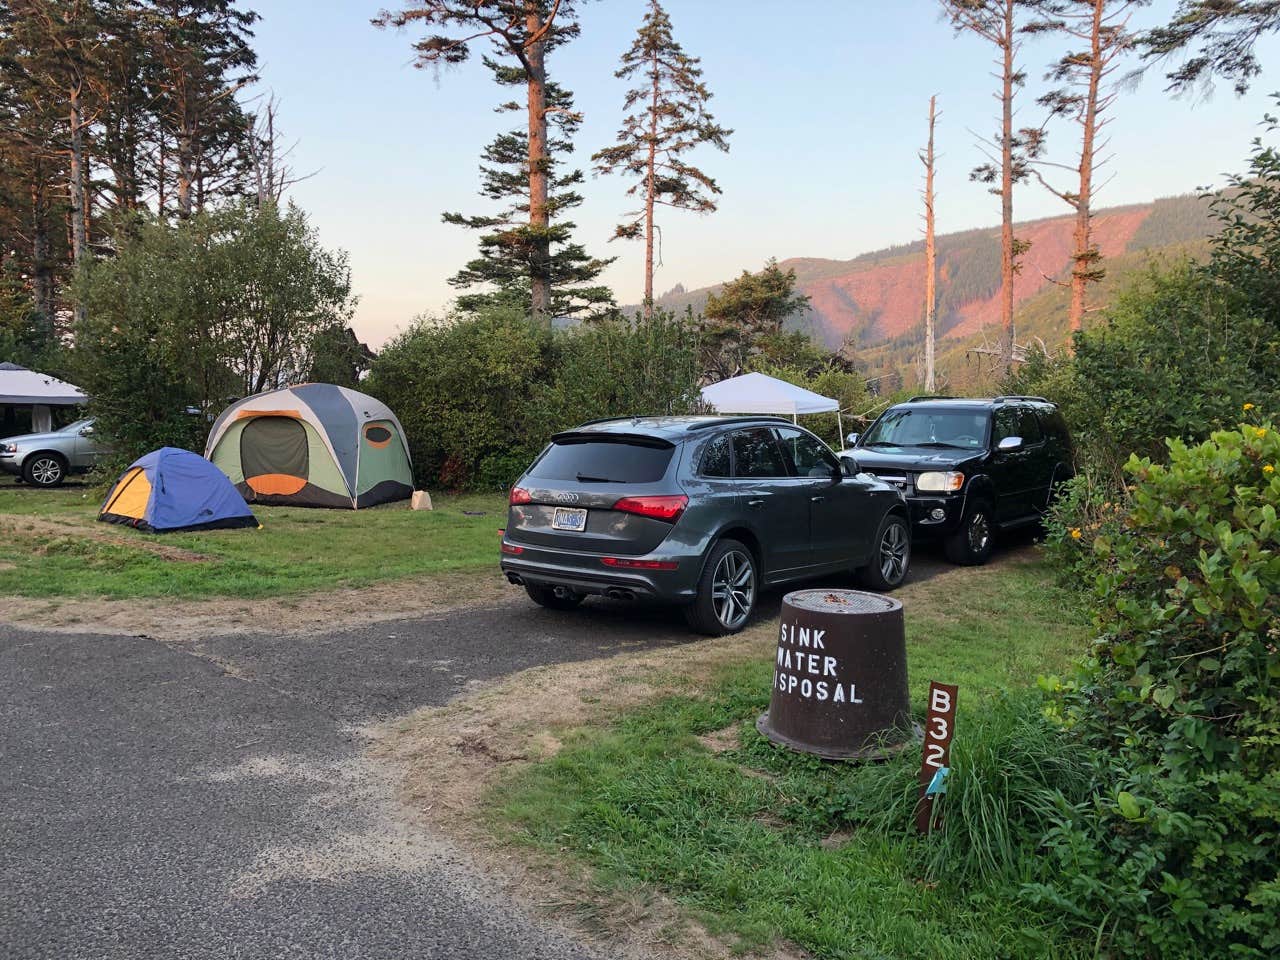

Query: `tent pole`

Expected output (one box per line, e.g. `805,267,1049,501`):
837,410,844,447
792,412,797,424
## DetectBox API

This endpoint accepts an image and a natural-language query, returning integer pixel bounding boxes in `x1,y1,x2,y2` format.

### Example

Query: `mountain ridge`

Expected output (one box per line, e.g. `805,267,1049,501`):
630,193,1217,372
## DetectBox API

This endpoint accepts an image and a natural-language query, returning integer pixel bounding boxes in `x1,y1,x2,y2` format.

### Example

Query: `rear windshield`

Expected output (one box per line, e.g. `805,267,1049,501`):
528,439,674,484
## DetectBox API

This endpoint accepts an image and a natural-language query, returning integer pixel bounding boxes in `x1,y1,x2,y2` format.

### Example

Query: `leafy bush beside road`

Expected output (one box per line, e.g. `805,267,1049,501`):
1037,419,1280,958
365,308,702,491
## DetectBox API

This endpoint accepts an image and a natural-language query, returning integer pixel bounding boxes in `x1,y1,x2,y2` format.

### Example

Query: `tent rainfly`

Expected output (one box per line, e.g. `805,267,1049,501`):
700,371,844,439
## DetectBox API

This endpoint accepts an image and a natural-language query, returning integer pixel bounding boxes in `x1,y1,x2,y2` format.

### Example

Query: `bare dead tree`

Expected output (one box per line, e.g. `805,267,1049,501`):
921,94,940,392
245,93,313,207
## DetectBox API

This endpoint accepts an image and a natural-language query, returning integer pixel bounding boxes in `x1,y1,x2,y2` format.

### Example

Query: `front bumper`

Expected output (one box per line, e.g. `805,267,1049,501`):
904,494,965,534
499,539,701,602
0,454,21,476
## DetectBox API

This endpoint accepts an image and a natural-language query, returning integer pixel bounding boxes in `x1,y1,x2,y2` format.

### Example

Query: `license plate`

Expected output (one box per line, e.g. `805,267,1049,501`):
551,507,588,532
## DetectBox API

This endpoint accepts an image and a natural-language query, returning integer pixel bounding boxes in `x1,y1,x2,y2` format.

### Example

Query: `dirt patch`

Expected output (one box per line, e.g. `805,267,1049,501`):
0,569,513,639
1,514,210,561
697,723,742,754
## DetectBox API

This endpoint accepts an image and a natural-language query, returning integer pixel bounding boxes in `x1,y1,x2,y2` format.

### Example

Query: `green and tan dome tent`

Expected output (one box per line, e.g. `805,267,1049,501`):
205,384,413,509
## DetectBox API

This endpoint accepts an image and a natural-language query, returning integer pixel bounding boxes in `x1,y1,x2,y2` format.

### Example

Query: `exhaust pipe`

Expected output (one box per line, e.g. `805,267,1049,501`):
604,587,637,601
553,586,572,600
506,572,524,586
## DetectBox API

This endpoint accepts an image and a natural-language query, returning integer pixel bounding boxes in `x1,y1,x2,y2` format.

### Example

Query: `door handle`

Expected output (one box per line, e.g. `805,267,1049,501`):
747,499,765,507
810,496,825,503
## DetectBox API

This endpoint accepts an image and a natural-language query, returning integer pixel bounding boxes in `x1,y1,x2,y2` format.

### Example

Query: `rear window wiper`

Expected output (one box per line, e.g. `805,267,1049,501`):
575,473,619,483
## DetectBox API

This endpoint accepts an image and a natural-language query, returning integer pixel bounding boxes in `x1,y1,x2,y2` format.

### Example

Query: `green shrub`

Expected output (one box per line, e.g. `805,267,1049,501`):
1041,470,1131,589
1035,418,1280,958
365,308,702,491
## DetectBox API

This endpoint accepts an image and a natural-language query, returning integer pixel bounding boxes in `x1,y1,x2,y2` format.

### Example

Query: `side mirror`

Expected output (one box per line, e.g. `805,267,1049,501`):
997,436,1023,452
840,455,860,477
845,432,860,447
79,426,93,436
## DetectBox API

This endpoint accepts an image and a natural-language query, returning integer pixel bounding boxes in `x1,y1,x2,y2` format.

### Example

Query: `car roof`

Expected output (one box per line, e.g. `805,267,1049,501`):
560,415,793,442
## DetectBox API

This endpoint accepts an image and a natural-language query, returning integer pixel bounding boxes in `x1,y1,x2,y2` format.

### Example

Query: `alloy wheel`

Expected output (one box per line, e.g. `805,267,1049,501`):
30,458,62,485
968,510,991,553
711,549,755,630
879,521,909,584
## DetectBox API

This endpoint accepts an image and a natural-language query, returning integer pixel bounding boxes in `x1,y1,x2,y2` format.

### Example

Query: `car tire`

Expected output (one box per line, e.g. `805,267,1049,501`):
524,583,584,611
859,512,912,591
23,453,67,487
945,499,995,566
684,538,757,637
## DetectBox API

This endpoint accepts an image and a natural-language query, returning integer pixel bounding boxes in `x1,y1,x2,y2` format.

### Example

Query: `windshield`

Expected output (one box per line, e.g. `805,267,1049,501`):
59,418,93,433
861,409,989,450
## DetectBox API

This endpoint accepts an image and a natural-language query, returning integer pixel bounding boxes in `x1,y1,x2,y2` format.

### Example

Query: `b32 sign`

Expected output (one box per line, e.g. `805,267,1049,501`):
916,681,958,834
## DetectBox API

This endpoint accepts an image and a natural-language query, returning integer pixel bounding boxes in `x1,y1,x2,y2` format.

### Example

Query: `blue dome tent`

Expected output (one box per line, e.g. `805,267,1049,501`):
98,448,260,533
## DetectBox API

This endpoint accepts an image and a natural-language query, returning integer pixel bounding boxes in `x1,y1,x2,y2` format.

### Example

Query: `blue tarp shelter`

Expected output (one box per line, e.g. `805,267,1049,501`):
98,447,259,533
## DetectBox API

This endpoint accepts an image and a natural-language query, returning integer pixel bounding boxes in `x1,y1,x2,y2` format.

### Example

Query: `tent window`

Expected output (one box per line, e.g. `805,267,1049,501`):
363,424,392,448
241,416,309,480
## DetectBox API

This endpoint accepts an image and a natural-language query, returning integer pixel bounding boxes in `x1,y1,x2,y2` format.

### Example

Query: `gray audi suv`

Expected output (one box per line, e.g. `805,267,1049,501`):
499,416,911,635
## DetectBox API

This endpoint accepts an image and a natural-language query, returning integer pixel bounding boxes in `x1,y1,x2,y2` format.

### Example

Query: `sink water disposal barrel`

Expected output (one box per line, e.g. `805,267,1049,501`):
757,589,915,760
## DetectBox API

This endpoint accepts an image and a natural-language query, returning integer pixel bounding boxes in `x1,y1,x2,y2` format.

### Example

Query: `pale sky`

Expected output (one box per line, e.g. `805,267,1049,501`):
249,1,1280,347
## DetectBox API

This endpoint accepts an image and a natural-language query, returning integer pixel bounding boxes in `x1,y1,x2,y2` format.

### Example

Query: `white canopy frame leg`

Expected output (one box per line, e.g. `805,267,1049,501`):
837,409,844,447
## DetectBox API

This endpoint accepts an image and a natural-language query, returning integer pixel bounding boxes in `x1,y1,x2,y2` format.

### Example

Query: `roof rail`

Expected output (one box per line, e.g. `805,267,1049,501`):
574,415,635,427
993,395,1050,403
686,415,792,431
905,394,955,403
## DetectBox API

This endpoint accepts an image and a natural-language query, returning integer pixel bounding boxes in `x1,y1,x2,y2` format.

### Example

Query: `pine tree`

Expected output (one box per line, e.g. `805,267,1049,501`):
940,0,1041,375
592,0,730,318
1029,1,1146,334
138,0,259,218
373,1,588,326
1143,1,1280,94
444,59,613,320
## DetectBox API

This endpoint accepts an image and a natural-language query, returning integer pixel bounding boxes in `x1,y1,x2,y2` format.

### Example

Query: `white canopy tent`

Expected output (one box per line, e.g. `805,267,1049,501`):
0,362,87,433
700,371,844,443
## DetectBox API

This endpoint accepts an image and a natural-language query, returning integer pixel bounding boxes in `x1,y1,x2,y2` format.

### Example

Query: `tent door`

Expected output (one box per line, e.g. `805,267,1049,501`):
241,416,309,496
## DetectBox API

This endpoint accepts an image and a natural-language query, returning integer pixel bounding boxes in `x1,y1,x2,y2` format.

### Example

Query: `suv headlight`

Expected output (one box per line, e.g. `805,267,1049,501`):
916,471,964,492
0,442,16,454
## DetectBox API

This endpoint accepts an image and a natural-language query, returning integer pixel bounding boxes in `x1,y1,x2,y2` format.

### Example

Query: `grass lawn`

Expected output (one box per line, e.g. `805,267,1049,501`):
0,479,507,599
489,556,1095,959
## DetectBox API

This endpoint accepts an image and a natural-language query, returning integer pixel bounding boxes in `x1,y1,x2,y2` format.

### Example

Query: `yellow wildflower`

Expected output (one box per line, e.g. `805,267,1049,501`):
1256,427,1268,439
1244,402,1255,411
1265,464,1276,475
1070,528,1082,540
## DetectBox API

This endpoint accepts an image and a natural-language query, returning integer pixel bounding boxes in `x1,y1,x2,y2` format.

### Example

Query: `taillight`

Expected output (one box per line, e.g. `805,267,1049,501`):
601,557,678,570
509,486,532,505
612,494,688,522
501,543,524,555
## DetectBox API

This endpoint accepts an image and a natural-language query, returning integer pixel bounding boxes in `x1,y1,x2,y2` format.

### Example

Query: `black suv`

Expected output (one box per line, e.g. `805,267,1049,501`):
500,416,911,635
843,396,1073,565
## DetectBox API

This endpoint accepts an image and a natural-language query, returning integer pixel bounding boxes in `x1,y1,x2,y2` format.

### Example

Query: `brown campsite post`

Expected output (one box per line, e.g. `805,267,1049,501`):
916,681,958,833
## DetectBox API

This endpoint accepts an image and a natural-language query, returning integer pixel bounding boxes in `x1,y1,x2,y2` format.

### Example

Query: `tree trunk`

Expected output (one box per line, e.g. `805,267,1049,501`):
1069,0,1104,336
525,3,551,327
176,118,194,219
923,95,938,393
30,173,55,337
998,0,1016,375
68,82,88,325
643,44,659,320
